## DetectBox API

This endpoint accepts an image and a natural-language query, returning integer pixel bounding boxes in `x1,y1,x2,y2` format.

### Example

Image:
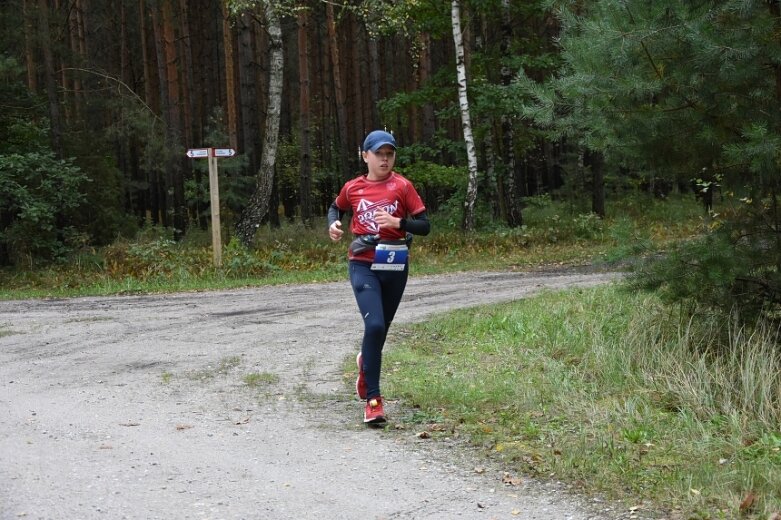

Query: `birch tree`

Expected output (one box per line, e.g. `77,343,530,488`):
451,0,479,231
235,1,284,247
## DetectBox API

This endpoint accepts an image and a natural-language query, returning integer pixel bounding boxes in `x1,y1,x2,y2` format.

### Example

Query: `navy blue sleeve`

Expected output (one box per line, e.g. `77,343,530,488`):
327,202,345,228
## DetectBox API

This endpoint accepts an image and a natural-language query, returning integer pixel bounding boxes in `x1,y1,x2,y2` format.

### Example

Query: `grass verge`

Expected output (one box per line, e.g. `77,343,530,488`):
382,284,781,519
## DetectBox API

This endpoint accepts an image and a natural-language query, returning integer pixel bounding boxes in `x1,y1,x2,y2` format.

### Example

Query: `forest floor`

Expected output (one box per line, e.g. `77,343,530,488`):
0,268,659,520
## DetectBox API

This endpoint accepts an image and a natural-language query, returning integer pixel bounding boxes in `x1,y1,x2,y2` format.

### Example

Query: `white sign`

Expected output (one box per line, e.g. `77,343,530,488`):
186,148,209,158
213,148,236,157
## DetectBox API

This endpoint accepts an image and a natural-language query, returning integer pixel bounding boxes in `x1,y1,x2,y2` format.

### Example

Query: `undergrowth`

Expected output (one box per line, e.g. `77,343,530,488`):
0,195,704,299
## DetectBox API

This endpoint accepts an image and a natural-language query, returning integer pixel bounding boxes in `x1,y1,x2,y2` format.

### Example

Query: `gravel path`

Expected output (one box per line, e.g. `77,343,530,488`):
0,270,630,520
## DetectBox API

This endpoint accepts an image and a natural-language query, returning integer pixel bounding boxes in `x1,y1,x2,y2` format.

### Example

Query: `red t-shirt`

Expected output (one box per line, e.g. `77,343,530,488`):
334,172,426,262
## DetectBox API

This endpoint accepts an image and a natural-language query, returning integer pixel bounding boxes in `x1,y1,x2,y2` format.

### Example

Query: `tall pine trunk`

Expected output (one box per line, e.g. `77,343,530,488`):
418,32,435,145
500,0,522,227
23,0,37,92
150,3,169,225
162,0,186,240
298,8,313,226
221,3,238,150
326,2,350,182
237,12,258,179
38,0,63,157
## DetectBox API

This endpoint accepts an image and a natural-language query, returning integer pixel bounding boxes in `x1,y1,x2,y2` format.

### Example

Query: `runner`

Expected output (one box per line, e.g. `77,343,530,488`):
327,130,431,424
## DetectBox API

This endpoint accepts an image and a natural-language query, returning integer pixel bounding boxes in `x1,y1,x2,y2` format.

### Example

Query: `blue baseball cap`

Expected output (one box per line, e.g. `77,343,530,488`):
362,130,397,152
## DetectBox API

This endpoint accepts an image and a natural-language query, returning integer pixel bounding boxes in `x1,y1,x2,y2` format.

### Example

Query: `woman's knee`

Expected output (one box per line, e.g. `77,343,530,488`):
363,320,386,343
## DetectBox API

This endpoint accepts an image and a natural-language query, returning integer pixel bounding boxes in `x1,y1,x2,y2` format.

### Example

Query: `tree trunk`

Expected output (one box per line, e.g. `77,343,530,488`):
298,8,313,226
587,150,605,218
68,0,87,121
138,0,156,113
235,2,284,248
368,36,380,128
150,4,168,225
221,3,238,150
326,2,350,182
23,0,38,92
418,32,435,145
350,17,366,157
161,0,186,239
770,1,781,104
451,0,479,232
38,0,63,157
237,11,258,179
485,125,504,220
500,0,522,227
177,0,195,146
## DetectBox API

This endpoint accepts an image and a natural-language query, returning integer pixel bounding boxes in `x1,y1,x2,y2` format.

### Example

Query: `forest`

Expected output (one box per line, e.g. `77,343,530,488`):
3,0,781,319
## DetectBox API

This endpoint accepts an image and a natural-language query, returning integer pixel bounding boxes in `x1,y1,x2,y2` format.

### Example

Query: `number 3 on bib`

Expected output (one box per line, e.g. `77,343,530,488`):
371,243,408,271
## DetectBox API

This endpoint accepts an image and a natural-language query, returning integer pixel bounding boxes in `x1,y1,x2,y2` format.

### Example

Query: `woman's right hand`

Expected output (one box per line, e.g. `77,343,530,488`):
329,221,343,241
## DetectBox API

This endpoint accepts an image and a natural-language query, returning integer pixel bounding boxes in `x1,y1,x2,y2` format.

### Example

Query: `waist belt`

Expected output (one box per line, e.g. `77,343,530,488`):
349,234,413,255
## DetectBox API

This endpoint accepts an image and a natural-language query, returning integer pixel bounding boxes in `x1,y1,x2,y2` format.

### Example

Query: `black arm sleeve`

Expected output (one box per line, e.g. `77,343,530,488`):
400,211,431,236
327,202,345,227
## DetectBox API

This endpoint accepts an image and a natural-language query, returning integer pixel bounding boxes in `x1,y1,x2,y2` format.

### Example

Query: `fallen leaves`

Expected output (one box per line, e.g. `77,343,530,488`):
739,491,756,514
501,472,522,486
415,422,448,439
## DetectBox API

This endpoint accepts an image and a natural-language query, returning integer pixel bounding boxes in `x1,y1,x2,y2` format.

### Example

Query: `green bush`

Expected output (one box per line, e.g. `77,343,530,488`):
224,238,274,277
628,207,781,326
0,152,88,265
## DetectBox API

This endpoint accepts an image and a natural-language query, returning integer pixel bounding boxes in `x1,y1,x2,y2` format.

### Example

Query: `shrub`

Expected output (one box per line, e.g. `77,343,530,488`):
628,206,781,326
0,152,88,265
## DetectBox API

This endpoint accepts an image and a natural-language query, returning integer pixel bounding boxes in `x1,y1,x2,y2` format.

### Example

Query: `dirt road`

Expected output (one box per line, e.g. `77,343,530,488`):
1,270,625,520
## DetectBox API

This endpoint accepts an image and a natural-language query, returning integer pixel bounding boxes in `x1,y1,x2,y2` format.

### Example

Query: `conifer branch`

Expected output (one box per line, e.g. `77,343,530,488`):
622,4,664,81
58,67,163,124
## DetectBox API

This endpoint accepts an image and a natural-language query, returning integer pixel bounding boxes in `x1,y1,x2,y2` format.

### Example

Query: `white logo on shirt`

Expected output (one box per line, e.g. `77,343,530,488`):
356,199,399,233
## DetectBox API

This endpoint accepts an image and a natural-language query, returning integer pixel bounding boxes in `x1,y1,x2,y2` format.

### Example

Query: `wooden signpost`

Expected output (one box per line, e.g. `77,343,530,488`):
186,147,236,267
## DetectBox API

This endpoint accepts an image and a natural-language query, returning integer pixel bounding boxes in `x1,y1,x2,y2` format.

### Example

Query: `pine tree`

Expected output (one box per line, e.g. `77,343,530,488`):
538,0,781,320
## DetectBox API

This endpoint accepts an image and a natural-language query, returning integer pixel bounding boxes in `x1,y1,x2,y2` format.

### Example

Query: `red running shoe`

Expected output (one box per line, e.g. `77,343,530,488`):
356,352,367,399
364,396,386,424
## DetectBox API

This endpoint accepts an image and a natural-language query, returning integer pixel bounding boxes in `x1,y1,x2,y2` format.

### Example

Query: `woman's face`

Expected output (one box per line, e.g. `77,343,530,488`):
363,145,396,177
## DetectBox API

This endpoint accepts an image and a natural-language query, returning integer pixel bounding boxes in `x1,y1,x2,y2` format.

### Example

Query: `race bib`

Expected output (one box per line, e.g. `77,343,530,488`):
371,243,408,271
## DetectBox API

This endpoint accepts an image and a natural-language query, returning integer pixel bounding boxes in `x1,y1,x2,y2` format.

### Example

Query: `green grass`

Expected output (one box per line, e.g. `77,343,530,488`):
243,372,280,387
187,355,243,381
381,285,781,519
0,195,705,299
